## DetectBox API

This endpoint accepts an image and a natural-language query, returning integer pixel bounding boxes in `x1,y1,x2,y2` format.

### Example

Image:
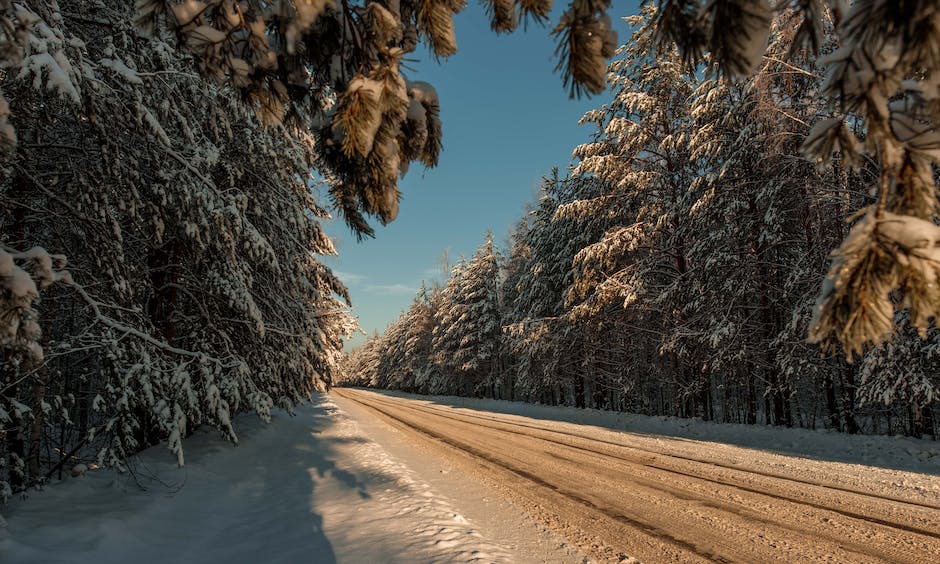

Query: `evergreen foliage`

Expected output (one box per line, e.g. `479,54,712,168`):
652,0,940,357
2,0,619,239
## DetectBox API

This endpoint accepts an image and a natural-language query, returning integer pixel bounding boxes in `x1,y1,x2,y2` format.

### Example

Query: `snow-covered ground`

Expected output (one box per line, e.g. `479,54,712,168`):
4,389,937,564
372,390,940,475
0,394,579,564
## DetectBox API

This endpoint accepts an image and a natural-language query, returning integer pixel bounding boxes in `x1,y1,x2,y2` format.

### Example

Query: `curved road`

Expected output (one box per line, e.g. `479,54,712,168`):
333,388,940,563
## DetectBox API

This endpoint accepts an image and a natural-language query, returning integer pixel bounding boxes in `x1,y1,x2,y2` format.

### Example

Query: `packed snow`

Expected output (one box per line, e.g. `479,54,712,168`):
336,388,940,563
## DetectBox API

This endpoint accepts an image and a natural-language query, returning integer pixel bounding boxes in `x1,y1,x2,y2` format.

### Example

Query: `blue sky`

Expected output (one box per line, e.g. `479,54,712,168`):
324,3,636,349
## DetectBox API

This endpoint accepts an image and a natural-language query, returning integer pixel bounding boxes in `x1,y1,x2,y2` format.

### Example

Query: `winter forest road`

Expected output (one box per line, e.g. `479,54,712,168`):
332,388,940,563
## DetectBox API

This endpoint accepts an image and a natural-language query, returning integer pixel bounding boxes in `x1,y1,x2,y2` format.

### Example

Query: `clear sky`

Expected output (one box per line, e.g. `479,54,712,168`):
324,3,637,350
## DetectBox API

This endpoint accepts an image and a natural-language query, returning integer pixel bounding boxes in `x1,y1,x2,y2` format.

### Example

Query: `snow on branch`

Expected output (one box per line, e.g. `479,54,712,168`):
811,211,940,359
0,247,70,363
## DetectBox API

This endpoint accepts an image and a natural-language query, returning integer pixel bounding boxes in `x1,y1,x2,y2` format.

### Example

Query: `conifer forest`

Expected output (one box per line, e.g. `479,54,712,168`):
344,3,940,440
2,2,940,559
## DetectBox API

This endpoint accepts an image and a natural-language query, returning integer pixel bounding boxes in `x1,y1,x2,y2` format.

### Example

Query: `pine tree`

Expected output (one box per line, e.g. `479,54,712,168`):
430,259,467,394
566,6,701,416
377,312,409,389
402,283,438,394
452,232,502,397
859,321,940,437
341,331,385,387
501,172,606,406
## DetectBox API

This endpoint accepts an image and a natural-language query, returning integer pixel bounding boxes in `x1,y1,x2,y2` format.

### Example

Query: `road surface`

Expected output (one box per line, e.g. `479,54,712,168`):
333,388,940,563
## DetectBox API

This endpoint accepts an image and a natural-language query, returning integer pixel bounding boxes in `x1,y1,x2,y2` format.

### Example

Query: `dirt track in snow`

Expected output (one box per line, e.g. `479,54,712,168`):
333,388,940,563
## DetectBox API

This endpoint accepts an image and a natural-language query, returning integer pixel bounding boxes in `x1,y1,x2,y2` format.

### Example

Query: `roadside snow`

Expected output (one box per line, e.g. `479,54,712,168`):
0,395,514,563
372,390,940,476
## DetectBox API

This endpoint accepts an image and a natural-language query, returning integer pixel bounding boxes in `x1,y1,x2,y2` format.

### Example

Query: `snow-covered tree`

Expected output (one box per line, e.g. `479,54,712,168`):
859,321,940,437
565,7,702,417
376,312,409,389
451,232,502,397
339,331,385,387
403,283,440,394
673,11,835,426
500,171,609,406
1,1,355,497
430,259,467,394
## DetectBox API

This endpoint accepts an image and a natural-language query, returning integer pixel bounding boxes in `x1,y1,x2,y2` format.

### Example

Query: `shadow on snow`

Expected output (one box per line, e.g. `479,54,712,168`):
0,394,402,564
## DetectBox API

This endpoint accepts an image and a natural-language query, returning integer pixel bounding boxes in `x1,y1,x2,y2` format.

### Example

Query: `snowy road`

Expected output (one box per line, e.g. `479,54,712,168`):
2,394,570,563
334,388,940,563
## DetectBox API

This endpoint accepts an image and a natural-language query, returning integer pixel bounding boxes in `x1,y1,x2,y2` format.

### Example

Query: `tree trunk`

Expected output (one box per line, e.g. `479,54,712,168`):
7,171,31,489
823,371,840,430
840,364,859,434
26,368,48,482
746,370,758,425
147,242,180,346
910,401,928,438
699,372,712,421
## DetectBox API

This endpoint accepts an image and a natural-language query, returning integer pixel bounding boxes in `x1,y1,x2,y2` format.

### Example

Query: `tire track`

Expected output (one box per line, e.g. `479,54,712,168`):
336,389,724,563
355,392,940,540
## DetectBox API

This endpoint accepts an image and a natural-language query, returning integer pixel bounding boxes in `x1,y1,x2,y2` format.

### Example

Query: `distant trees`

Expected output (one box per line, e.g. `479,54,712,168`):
448,234,501,396
347,234,501,397
341,6,940,438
